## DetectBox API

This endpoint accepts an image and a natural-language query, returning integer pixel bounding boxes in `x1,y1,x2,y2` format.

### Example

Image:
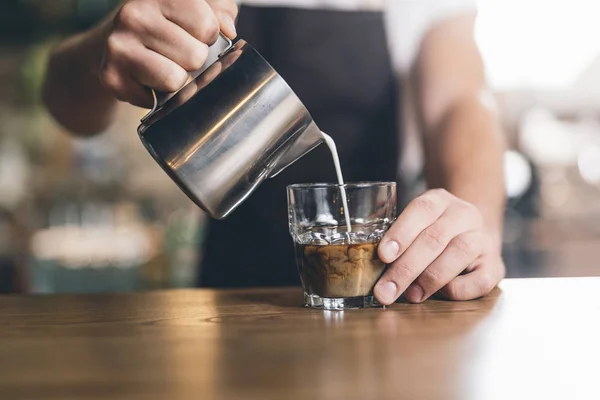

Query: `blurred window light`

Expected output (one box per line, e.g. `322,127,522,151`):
519,107,577,166
476,0,600,90
578,146,600,185
504,150,532,199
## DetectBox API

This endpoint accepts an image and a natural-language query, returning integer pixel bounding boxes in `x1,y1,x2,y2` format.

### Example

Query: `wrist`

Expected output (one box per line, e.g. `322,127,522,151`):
43,15,118,135
484,224,503,255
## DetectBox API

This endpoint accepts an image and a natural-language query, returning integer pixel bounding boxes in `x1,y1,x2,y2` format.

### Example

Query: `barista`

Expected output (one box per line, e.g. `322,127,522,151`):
42,0,506,305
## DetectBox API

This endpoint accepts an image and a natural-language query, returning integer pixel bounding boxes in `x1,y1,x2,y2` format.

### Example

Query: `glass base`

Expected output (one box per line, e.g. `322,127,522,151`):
304,293,384,310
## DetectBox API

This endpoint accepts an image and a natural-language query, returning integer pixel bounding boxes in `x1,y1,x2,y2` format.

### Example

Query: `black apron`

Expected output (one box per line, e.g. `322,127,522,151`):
199,5,401,288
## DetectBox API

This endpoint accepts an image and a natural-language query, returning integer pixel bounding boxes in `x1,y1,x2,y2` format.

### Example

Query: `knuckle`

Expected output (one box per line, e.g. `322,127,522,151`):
387,260,414,284
477,273,496,295
100,65,120,91
498,262,507,280
420,224,446,250
116,2,145,30
450,233,483,260
444,281,462,300
230,1,239,16
223,0,239,15
418,268,444,290
161,67,187,92
414,193,444,216
186,44,209,71
100,67,129,102
459,201,484,227
196,13,220,43
105,35,124,57
211,0,239,16
430,188,451,200
414,194,439,214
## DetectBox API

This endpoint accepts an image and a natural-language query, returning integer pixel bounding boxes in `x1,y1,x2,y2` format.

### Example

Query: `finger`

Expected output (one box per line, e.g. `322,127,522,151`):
139,18,210,72
374,205,479,305
126,48,188,93
404,231,485,303
438,260,505,301
160,0,222,44
100,61,153,108
104,32,189,93
207,0,239,39
378,189,451,264
119,75,154,108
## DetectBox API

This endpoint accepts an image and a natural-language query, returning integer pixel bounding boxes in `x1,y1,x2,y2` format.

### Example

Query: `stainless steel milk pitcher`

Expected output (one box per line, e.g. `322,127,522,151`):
138,35,323,219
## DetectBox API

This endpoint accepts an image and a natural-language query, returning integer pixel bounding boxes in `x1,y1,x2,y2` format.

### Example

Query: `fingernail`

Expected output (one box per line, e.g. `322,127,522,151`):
405,284,424,303
379,240,400,263
221,14,237,37
375,281,398,305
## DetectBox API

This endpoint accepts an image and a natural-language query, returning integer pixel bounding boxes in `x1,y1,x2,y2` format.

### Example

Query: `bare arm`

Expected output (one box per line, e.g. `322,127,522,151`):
415,14,506,247
374,14,506,305
42,0,238,136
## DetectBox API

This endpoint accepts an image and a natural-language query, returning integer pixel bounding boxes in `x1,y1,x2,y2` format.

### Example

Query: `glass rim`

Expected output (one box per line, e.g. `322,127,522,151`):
287,181,396,190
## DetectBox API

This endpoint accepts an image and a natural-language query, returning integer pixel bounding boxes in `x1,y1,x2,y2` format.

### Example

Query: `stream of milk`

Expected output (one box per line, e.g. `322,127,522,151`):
320,132,352,234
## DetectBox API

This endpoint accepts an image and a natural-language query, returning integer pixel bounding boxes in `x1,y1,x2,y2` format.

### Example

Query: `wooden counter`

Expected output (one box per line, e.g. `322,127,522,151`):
0,278,598,399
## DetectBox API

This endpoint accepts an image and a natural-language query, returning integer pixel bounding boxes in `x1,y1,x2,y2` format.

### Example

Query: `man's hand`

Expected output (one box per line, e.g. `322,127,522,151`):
374,189,505,305
372,12,508,305
100,0,238,107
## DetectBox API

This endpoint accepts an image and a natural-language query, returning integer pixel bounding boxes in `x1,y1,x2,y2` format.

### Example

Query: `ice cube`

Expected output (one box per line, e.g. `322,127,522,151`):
349,232,370,243
302,231,329,245
329,233,349,245
367,229,385,242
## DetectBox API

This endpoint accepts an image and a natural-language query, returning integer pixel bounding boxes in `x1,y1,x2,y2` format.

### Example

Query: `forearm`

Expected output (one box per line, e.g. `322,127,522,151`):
424,94,506,247
42,16,118,135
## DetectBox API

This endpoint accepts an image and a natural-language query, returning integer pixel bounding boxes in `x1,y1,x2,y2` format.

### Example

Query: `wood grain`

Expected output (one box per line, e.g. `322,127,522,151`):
0,278,599,400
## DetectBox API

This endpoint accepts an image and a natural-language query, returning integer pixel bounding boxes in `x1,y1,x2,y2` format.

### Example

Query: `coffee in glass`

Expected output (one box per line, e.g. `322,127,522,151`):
287,182,396,310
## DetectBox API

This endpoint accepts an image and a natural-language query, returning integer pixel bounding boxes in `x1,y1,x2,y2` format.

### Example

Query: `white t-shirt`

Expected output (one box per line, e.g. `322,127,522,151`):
238,0,478,185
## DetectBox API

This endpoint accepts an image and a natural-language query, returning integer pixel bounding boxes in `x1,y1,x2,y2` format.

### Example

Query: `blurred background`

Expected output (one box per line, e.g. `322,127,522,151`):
1,0,600,294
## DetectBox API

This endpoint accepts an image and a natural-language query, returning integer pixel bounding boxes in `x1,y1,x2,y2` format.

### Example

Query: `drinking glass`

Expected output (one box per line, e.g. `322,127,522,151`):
287,182,397,310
